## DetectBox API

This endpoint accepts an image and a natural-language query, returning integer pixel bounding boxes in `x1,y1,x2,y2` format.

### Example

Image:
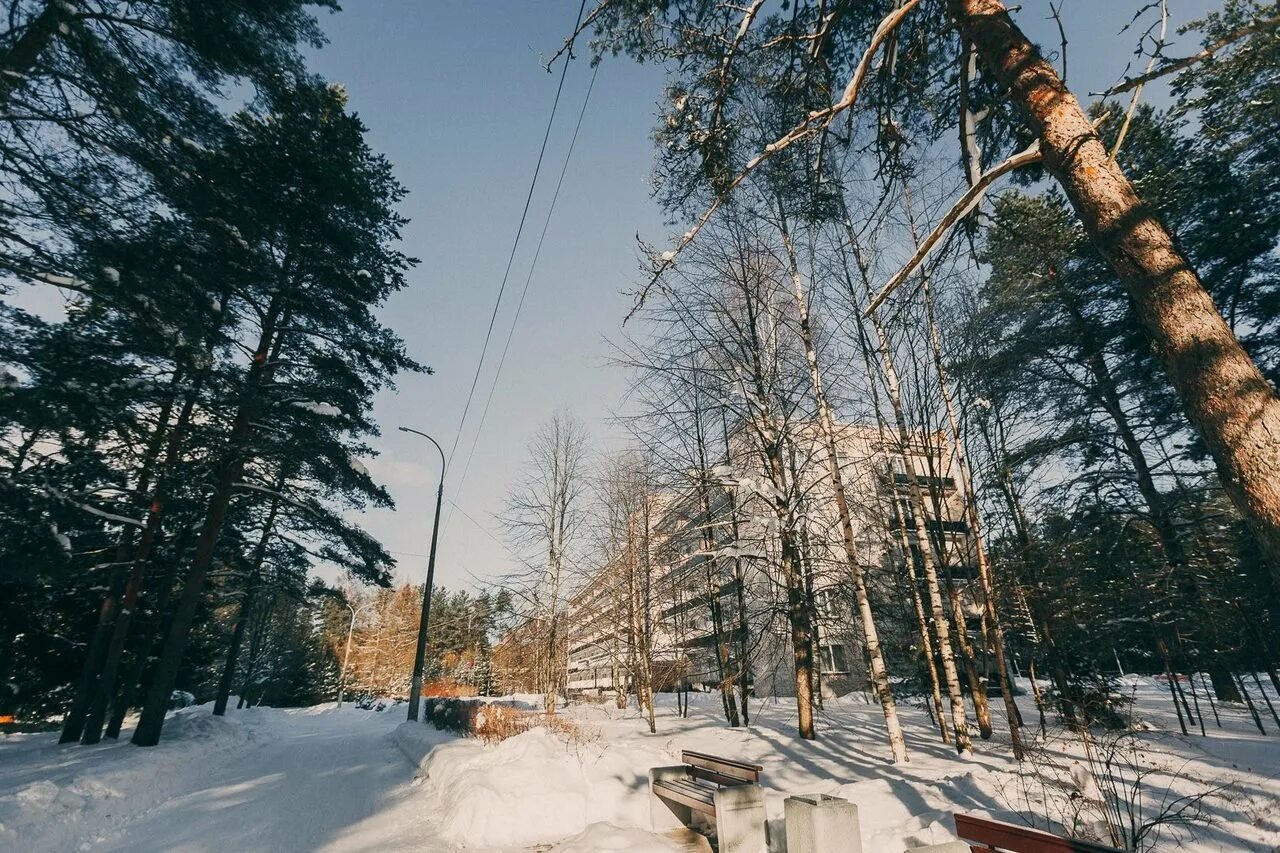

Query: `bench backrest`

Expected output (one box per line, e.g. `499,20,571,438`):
954,814,1122,853
681,750,762,786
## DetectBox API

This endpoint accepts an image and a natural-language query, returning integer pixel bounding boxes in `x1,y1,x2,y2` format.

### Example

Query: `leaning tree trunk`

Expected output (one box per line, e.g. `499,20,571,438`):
213,484,283,716
131,303,284,747
104,524,192,739
917,268,1022,756
63,381,181,744
81,389,198,745
954,0,1280,582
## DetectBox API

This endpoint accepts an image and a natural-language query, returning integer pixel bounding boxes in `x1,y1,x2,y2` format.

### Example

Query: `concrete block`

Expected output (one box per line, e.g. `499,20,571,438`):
784,793,861,853
714,783,767,853
649,766,694,832
906,843,973,853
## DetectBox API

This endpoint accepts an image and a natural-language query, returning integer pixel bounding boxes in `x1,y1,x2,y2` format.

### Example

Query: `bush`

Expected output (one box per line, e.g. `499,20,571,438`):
421,696,587,744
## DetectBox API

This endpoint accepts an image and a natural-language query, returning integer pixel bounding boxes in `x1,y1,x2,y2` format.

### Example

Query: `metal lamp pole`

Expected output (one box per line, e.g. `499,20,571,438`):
399,426,445,722
337,599,372,708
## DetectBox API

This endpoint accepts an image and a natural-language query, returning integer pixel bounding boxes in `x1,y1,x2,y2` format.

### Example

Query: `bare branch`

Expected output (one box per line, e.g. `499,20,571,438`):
1096,11,1280,97
632,0,925,314
544,0,610,70
864,141,1043,316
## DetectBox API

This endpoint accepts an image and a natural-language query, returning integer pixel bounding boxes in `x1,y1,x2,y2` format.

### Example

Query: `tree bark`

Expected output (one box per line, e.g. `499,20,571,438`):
778,214,907,761
63,381,181,744
861,286,971,753
1209,666,1243,702
954,0,1280,581
213,485,282,716
81,390,196,745
104,525,192,739
919,260,1023,757
721,408,753,726
131,304,284,747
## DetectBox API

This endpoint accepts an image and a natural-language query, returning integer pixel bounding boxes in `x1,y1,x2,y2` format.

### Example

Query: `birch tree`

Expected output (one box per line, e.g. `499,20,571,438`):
503,411,590,713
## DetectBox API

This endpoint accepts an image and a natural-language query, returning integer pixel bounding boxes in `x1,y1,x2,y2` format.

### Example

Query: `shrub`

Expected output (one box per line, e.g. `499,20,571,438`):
421,696,591,745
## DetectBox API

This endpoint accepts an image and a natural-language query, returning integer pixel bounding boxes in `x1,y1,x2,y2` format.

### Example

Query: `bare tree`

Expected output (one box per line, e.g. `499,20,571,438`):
502,411,590,713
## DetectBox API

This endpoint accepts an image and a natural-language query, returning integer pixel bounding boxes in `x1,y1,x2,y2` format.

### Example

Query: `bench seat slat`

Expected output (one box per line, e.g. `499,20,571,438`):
654,778,716,815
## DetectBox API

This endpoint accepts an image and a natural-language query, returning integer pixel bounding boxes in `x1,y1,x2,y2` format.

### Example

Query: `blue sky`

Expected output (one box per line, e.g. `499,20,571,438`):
304,1,668,592
6,0,1213,593
304,0,1215,593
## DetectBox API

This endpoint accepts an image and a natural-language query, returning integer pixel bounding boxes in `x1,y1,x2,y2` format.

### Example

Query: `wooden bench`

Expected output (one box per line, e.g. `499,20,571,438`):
936,814,1121,853
650,751,766,853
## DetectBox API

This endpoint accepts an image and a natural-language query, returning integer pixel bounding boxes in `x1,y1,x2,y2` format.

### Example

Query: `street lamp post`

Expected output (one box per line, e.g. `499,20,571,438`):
399,426,445,722
337,599,372,708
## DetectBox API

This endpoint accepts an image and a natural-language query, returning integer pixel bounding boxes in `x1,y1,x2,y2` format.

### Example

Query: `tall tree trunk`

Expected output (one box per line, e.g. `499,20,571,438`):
692,377,741,728
63,380,181,744
763,439,817,739
918,264,1023,757
777,213,907,761
736,278,815,739
890,485,950,743
131,302,285,747
721,408,752,727
213,484,283,716
104,525,192,739
1209,666,1243,702
857,272,971,754
81,389,197,745
954,0,1280,581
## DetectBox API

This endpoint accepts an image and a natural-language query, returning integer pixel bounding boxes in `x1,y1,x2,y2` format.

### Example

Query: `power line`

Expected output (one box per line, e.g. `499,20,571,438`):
446,0,589,468
447,64,600,518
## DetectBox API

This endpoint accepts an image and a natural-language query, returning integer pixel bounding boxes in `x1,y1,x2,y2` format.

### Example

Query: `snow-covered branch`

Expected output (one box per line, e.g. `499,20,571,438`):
632,0,924,313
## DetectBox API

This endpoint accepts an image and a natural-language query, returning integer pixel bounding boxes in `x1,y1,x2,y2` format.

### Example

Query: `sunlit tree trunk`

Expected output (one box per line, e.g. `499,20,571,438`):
777,212,907,761
954,0,1280,582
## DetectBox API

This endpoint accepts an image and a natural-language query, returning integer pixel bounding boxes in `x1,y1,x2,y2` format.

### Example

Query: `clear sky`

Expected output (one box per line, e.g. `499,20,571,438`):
303,1,669,593
301,0,1214,594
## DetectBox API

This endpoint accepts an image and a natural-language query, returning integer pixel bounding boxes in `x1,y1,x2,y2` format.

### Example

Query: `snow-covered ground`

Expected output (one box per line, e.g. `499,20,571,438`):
0,703,453,852
3,677,1278,851
400,676,1280,851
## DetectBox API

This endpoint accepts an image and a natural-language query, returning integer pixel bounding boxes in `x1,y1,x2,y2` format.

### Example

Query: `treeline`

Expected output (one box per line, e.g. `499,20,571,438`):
0,1,421,746
331,584,508,701
499,0,1280,766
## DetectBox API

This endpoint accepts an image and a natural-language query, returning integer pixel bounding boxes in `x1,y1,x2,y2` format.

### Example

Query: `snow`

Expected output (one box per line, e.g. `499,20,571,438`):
423,727,597,847
4,678,1278,851
0,703,449,852
100,266,120,284
292,401,343,417
403,676,1280,851
548,822,682,852
349,457,369,477
36,273,79,288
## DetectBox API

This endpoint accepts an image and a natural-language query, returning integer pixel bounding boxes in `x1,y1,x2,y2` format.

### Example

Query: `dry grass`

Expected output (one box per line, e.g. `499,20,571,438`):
472,703,593,745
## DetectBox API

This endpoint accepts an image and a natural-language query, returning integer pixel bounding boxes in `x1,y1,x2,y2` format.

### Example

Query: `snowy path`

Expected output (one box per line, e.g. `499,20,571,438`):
0,706,457,853
89,708,453,852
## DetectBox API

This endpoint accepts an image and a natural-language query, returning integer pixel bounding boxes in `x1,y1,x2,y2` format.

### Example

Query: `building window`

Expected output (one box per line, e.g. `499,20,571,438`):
821,644,849,674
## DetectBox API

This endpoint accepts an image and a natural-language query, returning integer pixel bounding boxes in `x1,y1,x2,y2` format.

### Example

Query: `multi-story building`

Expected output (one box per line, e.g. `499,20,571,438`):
494,420,978,703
